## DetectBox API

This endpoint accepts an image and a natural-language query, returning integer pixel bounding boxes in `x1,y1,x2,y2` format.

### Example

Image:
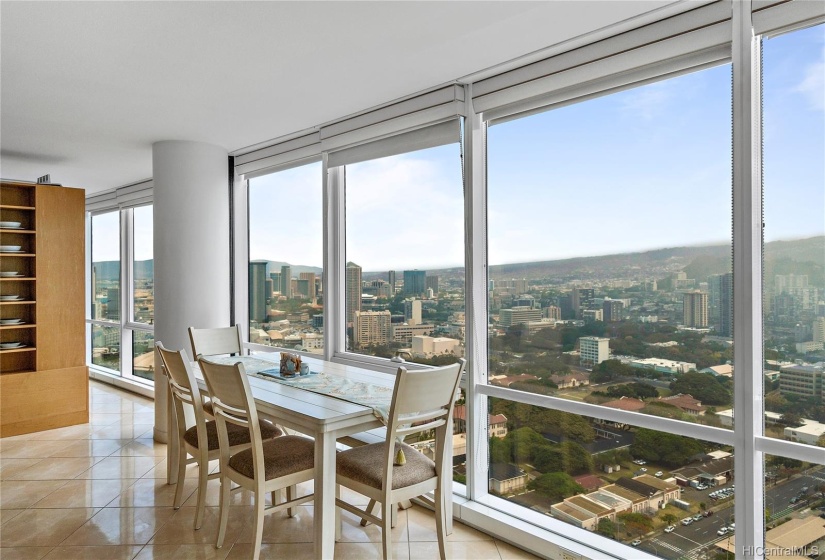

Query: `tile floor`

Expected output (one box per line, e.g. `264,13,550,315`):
0,380,540,559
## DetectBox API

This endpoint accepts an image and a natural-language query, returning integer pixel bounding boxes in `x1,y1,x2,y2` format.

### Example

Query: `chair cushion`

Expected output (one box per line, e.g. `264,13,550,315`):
227,435,315,480
337,441,436,490
183,419,282,451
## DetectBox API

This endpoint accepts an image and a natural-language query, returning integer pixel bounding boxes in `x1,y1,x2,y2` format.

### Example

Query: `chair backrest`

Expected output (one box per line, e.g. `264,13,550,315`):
188,325,244,359
197,357,266,477
156,341,208,439
383,358,465,488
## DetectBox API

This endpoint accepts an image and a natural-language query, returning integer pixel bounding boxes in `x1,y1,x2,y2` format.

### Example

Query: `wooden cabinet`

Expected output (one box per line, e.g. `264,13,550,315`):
0,181,88,437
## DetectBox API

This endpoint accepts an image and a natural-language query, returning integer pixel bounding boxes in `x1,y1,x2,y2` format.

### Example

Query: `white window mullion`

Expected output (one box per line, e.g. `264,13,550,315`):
732,0,765,557
120,207,134,379
465,97,490,504
233,172,250,343
324,161,346,360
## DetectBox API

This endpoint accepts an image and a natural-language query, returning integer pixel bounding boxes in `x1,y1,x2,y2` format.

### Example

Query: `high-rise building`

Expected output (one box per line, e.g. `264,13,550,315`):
106,287,120,320
270,272,281,294
425,275,439,294
354,310,391,348
403,270,426,295
708,272,733,337
346,262,362,324
682,290,709,328
265,278,274,298
299,272,317,300
579,336,610,367
249,261,268,322
602,299,624,322
404,299,422,326
499,307,542,328
388,270,397,294
280,265,292,299
813,317,825,344
544,305,561,321
582,309,603,323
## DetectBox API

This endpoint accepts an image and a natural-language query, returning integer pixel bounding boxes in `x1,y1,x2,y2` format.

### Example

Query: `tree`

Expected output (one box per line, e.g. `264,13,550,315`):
817,433,825,448
597,518,617,539
528,472,584,502
617,512,653,537
630,428,705,467
661,513,677,526
670,372,732,406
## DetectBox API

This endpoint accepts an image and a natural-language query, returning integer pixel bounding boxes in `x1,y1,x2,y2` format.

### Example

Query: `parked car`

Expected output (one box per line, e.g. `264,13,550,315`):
682,518,693,526
697,484,708,490
631,540,641,547
791,496,800,504
692,514,703,521
655,471,663,477
728,523,735,531
664,526,675,533
717,527,728,536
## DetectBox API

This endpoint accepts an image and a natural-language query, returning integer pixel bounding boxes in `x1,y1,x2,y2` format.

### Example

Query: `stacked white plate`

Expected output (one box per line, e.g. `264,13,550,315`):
0,245,22,252
0,318,24,325
0,271,22,277
0,342,25,350
0,295,22,301
0,222,22,229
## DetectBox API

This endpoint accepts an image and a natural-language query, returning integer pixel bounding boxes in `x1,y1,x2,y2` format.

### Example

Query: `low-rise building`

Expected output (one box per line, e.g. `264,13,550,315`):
452,405,508,438
601,396,645,413
784,419,825,445
614,474,679,511
780,362,824,398
489,374,539,388
550,372,590,389
628,357,696,374
700,364,734,377
716,517,825,560
655,393,706,415
489,463,528,495
671,456,733,487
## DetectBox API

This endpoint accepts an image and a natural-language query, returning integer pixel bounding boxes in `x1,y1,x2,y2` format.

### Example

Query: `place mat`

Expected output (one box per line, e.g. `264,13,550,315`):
207,356,393,423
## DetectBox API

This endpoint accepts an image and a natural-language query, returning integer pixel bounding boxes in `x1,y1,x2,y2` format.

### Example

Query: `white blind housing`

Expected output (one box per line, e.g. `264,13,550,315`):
86,180,153,211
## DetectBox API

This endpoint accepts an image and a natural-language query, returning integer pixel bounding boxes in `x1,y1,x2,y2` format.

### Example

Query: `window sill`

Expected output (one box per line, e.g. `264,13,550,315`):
88,365,155,399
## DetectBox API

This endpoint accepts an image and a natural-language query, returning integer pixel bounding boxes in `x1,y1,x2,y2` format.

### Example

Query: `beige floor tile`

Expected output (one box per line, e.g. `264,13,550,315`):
495,539,543,559
406,506,492,542
133,544,230,560
0,458,43,479
2,457,102,480
225,543,314,560
336,507,409,544
0,547,54,560
15,423,98,441
48,439,130,458
31,478,137,509
333,541,411,560
0,507,97,547
1,508,25,525
143,458,215,479
77,456,163,479
150,505,252,546
89,413,127,426
41,545,143,560
180,476,274,508
115,439,167,457
108,476,197,508
409,540,502,560
91,424,154,440
230,504,315,545
121,413,155,425
0,479,68,509
61,506,176,546
0,439,74,459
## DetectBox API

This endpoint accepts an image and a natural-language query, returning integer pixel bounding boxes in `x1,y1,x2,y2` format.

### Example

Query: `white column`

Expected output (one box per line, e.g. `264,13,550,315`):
152,140,230,444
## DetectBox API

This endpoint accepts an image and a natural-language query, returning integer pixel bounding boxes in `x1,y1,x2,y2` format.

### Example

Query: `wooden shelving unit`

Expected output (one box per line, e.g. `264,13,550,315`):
1,180,88,437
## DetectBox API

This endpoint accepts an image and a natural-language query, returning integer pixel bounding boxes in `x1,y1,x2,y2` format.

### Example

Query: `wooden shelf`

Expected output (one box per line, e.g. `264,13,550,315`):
0,277,35,281
0,230,35,234
0,254,35,257
0,205,35,211
0,347,35,354
0,324,35,330
0,300,36,305
0,369,35,375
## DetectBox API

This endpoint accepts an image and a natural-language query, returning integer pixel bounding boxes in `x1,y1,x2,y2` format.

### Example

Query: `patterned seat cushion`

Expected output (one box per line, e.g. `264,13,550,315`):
183,419,282,451
337,442,436,490
227,435,315,480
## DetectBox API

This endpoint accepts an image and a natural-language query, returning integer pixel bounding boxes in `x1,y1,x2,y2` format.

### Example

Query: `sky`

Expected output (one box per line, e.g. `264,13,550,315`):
98,24,824,270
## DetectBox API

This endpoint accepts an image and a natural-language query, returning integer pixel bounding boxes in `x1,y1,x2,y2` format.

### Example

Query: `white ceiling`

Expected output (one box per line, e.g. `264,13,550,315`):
1,1,679,195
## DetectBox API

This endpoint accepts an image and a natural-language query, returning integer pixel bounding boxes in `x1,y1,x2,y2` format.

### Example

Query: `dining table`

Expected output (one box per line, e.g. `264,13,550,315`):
168,351,452,560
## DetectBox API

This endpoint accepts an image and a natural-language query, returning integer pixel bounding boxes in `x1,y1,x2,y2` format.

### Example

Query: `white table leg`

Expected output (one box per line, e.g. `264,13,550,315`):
314,431,337,560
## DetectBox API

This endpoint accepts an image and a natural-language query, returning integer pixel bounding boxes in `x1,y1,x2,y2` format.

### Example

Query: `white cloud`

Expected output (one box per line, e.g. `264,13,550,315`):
619,80,674,121
793,53,825,111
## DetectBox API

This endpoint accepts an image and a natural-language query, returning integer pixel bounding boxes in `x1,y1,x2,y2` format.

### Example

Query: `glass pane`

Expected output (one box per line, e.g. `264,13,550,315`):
133,205,154,325
487,65,734,426
763,24,825,448
344,142,465,366
132,330,154,382
248,162,324,354
763,454,824,559
91,211,120,322
488,397,734,559
91,324,121,372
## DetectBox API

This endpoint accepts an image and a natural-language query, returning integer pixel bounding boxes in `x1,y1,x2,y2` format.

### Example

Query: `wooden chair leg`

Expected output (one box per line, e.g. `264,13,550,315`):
216,475,231,549
193,454,209,530
360,498,377,527
252,489,266,560
381,501,393,560
434,487,447,560
286,485,295,518
172,446,187,510
335,485,342,541
391,502,398,529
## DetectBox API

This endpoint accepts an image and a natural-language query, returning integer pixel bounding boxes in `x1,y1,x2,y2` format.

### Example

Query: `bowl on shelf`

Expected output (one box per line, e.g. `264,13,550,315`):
0,318,24,325
0,271,21,277
0,222,22,229
0,245,22,252
0,342,24,349
0,295,22,301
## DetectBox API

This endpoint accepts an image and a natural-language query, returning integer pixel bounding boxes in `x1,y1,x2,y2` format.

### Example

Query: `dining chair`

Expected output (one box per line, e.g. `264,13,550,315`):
335,359,466,560
198,357,316,560
188,324,245,359
155,342,282,530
